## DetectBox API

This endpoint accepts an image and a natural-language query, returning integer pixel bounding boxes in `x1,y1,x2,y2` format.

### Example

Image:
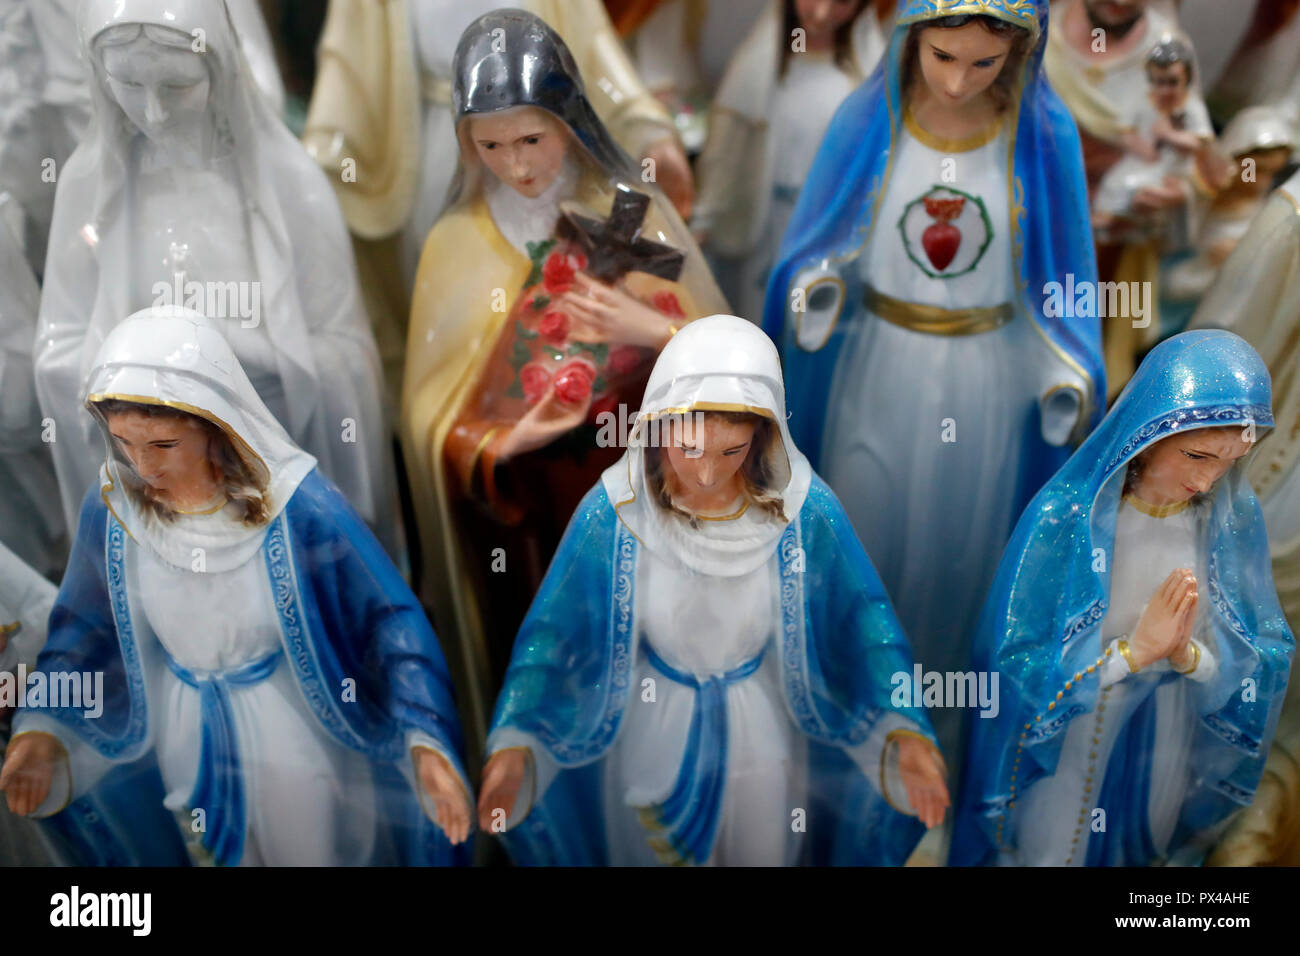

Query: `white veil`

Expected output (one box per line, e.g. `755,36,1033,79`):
603,314,813,576
85,306,316,573
35,0,391,542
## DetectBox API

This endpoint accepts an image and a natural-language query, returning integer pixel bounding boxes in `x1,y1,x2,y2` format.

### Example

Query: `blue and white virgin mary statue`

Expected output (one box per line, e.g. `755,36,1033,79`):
952,330,1294,866
762,0,1105,778
8,307,471,865
483,315,946,866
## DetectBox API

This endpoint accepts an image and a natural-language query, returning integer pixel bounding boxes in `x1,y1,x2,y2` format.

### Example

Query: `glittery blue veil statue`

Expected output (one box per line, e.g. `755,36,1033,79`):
951,330,1294,866
762,0,1104,472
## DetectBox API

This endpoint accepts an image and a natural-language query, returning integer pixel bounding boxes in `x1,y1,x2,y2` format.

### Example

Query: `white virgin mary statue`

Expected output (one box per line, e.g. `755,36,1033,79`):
35,0,397,553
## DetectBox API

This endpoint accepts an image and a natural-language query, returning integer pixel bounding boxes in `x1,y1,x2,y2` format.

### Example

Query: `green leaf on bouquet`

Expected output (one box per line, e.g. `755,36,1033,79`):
524,238,557,286
515,320,538,340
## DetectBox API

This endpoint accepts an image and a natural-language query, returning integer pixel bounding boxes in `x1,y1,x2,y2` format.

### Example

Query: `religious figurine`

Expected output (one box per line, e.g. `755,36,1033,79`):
0,195,65,579
475,315,949,865
35,0,398,557
1160,106,1294,339
0,307,473,866
1091,38,1214,252
302,0,694,401
0,540,60,864
0,0,91,277
953,330,1293,866
401,10,727,744
1188,169,1300,865
0,0,283,279
1045,0,1215,395
762,0,1104,834
692,0,888,321
609,0,774,154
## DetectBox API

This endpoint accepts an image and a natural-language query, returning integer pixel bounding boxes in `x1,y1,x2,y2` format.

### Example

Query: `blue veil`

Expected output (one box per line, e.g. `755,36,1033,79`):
952,330,1294,865
761,0,1104,469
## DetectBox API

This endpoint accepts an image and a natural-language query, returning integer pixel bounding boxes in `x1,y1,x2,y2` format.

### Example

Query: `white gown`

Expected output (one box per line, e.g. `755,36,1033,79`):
604,504,805,866
1011,494,1218,866
25,506,386,865
494,502,917,865
730,52,857,322
136,513,380,866
819,117,1087,765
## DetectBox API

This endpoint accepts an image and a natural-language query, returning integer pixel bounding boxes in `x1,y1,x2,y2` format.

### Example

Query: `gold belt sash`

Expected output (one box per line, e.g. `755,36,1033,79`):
865,285,1014,336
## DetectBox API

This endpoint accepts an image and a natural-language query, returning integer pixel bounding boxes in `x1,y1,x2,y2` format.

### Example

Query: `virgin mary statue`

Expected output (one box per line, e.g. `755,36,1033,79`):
953,331,1293,866
762,0,1105,783
34,0,396,552
479,316,949,866
2,308,472,866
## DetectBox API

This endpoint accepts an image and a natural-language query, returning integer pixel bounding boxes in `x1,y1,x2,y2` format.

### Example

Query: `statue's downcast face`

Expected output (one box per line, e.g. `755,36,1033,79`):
1129,426,1256,507
662,414,758,501
914,20,1017,108
98,27,213,156
102,406,218,506
468,107,571,199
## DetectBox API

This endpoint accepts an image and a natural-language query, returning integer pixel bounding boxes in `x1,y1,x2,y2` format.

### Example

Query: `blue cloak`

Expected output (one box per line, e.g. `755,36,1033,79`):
20,470,470,866
489,475,937,865
951,330,1295,865
761,0,1104,478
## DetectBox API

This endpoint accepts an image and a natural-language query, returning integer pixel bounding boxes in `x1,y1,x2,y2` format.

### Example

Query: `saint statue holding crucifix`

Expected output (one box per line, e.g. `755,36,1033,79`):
400,10,726,746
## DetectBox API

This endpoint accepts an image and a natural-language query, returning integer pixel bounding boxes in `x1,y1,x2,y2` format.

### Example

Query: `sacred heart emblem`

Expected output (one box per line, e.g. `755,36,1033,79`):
921,196,965,271
898,187,992,279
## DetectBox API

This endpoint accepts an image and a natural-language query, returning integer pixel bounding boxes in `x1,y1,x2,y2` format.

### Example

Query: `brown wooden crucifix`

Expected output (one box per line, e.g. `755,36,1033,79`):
556,185,685,283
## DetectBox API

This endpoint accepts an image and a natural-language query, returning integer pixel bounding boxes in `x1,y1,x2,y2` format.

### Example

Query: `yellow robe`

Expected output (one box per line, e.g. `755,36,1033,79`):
303,0,678,239
302,0,682,408
401,175,725,747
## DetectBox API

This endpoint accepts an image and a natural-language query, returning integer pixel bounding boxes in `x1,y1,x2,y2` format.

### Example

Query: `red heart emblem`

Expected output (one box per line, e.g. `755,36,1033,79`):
922,222,961,271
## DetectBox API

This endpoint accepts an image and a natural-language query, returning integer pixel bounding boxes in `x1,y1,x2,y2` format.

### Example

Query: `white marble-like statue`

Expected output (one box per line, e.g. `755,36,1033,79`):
0,193,65,578
0,0,284,278
35,0,398,553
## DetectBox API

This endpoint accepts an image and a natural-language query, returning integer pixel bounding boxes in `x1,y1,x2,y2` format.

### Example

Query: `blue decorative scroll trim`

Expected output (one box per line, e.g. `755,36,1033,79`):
1061,600,1106,643
529,520,638,765
76,515,150,759
778,518,829,739
263,514,396,759
1105,405,1273,474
